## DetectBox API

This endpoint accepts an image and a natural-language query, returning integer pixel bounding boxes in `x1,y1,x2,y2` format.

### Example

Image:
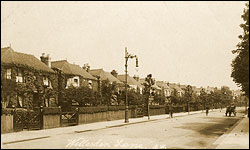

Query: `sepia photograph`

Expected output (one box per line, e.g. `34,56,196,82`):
1,1,249,149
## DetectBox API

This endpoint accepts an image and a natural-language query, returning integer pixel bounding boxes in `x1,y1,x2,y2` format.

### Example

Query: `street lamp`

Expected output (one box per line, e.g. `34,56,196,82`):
124,47,138,123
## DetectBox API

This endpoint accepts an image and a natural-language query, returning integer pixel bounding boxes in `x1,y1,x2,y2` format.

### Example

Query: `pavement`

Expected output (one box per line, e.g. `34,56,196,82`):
214,114,249,149
1,110,203,145
1,108,249,149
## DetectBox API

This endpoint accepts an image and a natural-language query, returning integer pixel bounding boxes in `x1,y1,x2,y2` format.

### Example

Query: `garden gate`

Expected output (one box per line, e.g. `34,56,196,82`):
13,108,43,132
61,108,79,127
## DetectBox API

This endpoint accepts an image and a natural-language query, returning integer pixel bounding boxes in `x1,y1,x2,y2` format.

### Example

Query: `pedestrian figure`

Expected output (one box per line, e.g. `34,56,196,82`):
205,106,209,116
169,104,173,118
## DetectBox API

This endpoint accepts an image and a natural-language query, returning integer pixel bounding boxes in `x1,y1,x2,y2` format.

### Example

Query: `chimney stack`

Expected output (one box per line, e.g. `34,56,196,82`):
111,70,118,78
40,53,51,67
133,75,139,81
47,54,51,68
83,64,90,72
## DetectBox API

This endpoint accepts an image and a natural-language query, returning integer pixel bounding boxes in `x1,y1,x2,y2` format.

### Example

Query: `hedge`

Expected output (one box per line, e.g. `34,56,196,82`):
149,105,166,109
1,108,13,115
108,105,125,111
78,106,108,114
77,105,138,114
42,107,62,115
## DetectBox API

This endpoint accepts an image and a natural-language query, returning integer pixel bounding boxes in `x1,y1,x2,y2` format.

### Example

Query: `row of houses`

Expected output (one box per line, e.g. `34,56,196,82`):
1,46,224,110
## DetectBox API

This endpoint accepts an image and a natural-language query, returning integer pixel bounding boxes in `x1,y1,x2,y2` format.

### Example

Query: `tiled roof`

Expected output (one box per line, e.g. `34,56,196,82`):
168,83,183,92
51,60,97,80
89,69,122,84
1,47,54,73
139,78,161,90
156,81,171,89
117,74,143,88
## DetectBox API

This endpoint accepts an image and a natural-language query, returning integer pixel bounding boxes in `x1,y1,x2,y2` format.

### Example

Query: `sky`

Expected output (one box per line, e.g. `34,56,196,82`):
1,1,248,90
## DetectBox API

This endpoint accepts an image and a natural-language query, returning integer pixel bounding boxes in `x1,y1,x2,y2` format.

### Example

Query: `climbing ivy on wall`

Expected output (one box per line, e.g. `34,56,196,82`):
1,63,58,109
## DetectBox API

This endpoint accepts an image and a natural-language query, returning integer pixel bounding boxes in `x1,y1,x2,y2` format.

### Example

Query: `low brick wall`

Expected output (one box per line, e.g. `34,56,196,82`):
1,114,13,133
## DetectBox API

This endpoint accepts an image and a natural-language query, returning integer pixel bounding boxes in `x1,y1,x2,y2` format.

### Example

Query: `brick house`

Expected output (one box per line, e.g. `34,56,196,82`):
1,47,58,109
89,69,123,105
89,69,123,84
51,60,98,107
117,74,144,94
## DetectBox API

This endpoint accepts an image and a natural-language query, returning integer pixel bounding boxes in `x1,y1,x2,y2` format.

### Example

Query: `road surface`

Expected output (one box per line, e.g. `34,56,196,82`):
2,109,246,149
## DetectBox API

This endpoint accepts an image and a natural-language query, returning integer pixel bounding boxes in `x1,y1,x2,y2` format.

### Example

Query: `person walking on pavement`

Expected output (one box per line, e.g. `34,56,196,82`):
169,103,173,118
205,106,209,116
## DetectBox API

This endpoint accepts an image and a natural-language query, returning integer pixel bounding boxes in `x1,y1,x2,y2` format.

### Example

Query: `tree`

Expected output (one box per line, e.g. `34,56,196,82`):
62,85,95,107
183,85,193,112
220,86,233,106
142,74,155,117
199,88,208,110
101,80,118,105
153,92,165,105
170,88,180,105
231,3,249,98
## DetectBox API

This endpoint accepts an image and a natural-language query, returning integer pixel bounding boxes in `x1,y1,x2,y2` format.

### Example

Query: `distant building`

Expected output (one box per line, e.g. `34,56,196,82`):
155,81,171,97
168,83,184,97
117,74,144,93
139,78,161,95
89,69,123,85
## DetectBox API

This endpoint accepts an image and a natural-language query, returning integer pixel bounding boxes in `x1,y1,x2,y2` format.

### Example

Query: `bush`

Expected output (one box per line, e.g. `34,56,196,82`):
108,105,125,111
62,86,100,107
42,107,61,115
78,106,108,114
1,108,13,115
149,105,165,109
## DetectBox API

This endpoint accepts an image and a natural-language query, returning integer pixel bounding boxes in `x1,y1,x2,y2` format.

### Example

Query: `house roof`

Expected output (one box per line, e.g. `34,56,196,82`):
89,69,122,84
156,81,171,89
51,60,97,80
168,83,184,92
139,78,161,90
117,74,143,88
1,47,54,73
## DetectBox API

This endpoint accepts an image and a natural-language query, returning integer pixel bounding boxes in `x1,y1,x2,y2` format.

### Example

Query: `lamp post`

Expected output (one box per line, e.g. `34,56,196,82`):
125,47,138,123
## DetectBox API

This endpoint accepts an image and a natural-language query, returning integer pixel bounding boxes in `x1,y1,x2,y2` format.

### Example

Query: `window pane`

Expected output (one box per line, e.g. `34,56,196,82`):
43,77,49,86
18,96,23,107
7,69,11,79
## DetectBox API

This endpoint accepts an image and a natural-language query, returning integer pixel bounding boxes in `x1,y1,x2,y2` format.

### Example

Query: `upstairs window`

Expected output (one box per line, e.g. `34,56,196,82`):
66,78,72,89
66,76,79,88
72,77,79,87
6,69,11,79
43,77,49,86
88,80,92,89
16,69,23,83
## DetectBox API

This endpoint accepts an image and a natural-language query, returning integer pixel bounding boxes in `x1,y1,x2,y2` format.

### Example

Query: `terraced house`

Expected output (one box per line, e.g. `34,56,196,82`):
1,47,58,109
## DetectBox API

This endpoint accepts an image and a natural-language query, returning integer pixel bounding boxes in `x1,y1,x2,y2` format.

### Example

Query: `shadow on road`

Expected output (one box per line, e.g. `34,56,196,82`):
175,116,240,137
173,115,241,148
